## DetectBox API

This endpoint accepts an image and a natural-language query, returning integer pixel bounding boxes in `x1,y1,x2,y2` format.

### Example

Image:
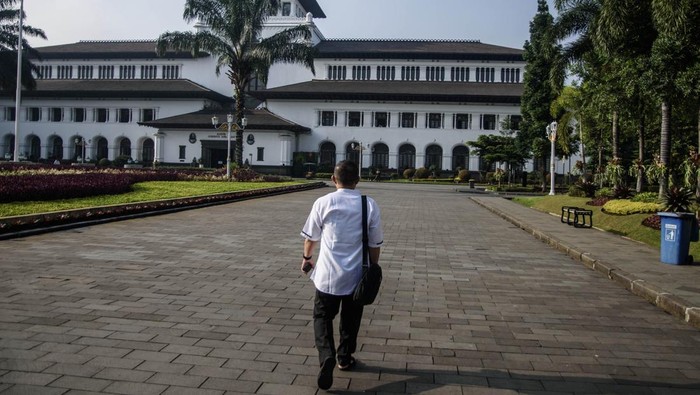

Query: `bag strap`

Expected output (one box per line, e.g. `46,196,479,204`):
362,195,369,269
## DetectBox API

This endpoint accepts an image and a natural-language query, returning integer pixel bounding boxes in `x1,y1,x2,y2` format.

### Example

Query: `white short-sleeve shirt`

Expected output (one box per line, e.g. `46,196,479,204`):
301,188,383,295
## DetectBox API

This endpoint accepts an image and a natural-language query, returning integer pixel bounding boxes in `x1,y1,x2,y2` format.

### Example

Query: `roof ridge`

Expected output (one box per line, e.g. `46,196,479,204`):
78,39,156,43
322,38,481,43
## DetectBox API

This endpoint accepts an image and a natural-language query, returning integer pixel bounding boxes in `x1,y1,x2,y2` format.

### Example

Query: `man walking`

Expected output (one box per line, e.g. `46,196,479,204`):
300,160,383,390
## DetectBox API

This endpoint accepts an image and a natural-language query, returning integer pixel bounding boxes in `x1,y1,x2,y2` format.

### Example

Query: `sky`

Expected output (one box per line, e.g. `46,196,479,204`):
21,0,555,50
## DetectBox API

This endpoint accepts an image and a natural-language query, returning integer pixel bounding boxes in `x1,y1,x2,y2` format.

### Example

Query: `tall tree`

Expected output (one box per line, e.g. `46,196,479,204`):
156,0,316,166
0,0,46,91
520,0,560,191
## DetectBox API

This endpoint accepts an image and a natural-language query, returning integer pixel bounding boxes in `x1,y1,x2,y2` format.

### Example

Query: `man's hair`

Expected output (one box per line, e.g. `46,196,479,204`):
334,160,360,186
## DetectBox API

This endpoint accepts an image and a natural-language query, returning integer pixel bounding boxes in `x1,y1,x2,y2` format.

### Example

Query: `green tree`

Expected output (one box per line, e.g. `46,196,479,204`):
520,0,560,191
156,0,316,166
468,132,525,186
0,0,46,91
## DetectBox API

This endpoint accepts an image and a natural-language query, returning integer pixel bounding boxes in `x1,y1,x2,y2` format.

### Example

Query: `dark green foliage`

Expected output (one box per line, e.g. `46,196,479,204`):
661,186,695,213
403,168,416,179
613,185,633,199
414,167,430,179
574,179,598,198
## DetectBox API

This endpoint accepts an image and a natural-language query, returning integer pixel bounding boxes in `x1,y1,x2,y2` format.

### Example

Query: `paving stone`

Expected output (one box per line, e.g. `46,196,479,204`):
3,185,700,394
48,375,111,392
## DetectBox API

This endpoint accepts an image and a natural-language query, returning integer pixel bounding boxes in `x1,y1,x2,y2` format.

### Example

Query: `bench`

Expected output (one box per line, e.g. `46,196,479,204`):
561,206,593,228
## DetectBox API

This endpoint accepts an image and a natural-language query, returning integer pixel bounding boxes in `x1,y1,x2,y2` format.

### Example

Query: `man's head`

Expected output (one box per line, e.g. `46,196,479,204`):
332,160,360,188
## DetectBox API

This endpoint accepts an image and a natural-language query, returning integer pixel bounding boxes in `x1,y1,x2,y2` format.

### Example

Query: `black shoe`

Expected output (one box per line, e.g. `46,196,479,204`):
317,356,335,390
337,356,356,371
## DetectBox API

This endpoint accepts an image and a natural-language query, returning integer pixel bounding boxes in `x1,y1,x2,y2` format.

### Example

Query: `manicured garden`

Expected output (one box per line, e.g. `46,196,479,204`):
0,163,311,234
514,191,700,257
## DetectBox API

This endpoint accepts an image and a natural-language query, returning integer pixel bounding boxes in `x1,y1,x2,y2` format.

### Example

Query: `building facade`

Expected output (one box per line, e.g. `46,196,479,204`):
1,0,527,176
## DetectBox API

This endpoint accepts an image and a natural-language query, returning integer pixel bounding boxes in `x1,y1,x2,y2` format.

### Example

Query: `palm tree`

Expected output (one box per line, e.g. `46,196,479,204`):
0,0,47,91
156,0,316,166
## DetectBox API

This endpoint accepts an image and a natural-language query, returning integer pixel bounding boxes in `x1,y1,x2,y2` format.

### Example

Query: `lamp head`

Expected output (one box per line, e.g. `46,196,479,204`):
551,121,558,132
227,114,234,123
211,116,218,126
241,117,248,128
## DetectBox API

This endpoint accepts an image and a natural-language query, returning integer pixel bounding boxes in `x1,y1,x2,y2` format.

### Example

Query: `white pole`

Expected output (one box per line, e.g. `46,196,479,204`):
13,0,24,162
226,122,231,179
549,138,556,195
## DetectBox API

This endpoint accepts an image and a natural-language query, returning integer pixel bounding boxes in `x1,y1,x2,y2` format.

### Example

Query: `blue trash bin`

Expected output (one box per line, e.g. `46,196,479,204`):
658,212,697,265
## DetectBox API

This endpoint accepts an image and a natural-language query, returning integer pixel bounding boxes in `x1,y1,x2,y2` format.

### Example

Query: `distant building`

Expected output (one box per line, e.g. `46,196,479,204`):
1,0,525,176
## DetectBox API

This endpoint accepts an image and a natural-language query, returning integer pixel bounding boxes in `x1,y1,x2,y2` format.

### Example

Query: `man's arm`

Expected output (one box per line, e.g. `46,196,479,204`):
302,238,317,273
369,246,380,265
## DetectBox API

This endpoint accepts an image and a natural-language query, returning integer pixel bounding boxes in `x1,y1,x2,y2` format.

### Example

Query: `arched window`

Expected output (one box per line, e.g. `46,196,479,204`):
51,136,63,160
28,135,41,161
142,139,154,163
119,138,131,157
345,142,360,164
425,145,443,169
96,137,108,160
371,143,389,169
452,145,469,170
319,142,336,169
398,144,415,170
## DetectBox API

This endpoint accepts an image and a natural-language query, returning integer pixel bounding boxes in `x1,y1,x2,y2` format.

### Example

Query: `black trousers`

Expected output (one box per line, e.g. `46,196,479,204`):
313,289,364,366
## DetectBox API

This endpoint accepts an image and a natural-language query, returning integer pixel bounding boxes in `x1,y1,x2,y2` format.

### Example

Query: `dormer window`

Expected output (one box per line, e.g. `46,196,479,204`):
282,2,291,16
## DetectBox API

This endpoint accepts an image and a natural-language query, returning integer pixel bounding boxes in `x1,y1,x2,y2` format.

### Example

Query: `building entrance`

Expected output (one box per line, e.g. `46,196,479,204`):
201,140,230,169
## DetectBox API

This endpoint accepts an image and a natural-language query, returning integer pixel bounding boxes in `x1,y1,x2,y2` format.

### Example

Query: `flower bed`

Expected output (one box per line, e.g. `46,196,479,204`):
0,182,325,237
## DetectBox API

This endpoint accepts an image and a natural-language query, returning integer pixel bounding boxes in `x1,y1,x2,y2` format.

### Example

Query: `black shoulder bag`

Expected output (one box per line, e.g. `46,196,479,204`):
353,195,382,305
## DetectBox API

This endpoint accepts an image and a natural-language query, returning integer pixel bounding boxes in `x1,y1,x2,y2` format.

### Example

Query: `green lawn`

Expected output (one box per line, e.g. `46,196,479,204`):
512,195,694,254
0,181,299,217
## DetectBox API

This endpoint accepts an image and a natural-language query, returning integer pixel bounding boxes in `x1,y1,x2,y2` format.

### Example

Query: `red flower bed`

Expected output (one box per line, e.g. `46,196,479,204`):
0,171,179,203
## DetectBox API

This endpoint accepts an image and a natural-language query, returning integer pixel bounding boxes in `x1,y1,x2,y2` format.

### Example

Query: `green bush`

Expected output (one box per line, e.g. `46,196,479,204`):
315,172,332,179
98,158,111,167
568,184,586,197
403,168,415,179
631,192,659,203
602,199,662,215
455,169,470,182
414,167,430,179
112,155,131,168
596,187,613,198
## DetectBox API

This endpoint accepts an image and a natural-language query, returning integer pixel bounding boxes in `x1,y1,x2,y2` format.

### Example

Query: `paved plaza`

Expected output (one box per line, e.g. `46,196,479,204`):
1,182,700,394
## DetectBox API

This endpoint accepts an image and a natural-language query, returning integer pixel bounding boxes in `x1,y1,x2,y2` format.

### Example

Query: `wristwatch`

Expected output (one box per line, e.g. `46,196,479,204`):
303,254,312,260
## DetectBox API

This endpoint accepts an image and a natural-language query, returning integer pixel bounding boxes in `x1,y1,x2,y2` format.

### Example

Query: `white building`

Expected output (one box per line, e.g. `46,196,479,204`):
0,0,525,177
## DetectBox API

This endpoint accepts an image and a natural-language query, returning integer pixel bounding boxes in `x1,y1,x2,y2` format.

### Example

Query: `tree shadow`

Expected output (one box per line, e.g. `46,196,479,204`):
324,360,700,394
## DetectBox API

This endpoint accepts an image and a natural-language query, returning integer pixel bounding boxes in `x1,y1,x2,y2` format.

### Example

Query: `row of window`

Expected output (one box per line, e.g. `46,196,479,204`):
2,107,156,123
318,141,471,171
327,65,521,83
317,110,521,130
36,65,181,80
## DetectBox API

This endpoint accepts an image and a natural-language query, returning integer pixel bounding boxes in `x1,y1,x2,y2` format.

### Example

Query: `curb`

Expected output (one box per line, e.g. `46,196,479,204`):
0,182,327,240
471,197,700,330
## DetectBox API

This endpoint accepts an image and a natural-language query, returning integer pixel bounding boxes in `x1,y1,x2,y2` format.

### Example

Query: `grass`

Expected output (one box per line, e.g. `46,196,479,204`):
0,181,300,217
513,194,700,256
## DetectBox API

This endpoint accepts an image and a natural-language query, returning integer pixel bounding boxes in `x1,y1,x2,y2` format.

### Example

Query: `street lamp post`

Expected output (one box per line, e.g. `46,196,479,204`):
75,137,86,164
212,114,247,180
546,121,558,196
352,142,364,180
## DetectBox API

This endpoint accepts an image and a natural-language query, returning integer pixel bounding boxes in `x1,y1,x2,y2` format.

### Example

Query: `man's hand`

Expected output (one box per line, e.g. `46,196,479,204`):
301,259,314,273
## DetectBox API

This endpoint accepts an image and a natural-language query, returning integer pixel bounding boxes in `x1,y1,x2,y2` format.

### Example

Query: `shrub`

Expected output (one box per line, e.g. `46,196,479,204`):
261,174,292,182
661,186,695,212
631,192,659,203
568,184,586,197
602,199,662,215
455,169,470,183
414,167,430,179
612,185,633,199
232,167,258,182
98,158,111,167
596,187,613,198
403,168,416,179
315,172,332,179
574,180,598,198
112,155,131,168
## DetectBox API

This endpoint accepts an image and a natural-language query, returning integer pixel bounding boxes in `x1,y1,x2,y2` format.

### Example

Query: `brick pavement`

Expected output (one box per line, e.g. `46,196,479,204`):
1,182,700,394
